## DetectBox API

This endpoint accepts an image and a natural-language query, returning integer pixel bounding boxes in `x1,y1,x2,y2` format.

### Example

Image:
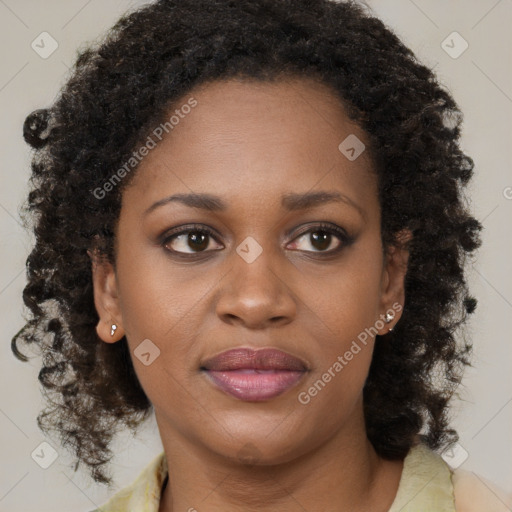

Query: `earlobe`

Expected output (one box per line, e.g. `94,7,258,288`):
96,319,124,343
88,249,125,343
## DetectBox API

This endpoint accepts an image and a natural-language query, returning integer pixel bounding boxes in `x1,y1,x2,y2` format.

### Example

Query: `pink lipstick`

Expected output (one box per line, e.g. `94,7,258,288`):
201,347,308,401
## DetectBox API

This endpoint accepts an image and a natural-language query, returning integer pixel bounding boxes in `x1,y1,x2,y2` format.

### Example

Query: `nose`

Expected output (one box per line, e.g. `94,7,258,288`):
215,242,297,329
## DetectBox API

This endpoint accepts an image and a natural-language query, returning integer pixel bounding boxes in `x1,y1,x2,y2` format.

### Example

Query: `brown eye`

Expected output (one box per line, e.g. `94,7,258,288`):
162,226,221,255
291,230,339,252
288,223,353,254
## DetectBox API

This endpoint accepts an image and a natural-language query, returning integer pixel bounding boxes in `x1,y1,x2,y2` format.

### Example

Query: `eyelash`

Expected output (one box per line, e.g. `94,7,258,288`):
160,222,354,259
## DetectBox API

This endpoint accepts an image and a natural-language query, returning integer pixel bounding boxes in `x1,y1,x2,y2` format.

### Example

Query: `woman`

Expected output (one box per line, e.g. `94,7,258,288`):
12,0,510,510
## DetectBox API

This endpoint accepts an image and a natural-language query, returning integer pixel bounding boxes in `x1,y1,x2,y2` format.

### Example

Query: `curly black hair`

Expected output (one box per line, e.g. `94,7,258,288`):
12,0,482,487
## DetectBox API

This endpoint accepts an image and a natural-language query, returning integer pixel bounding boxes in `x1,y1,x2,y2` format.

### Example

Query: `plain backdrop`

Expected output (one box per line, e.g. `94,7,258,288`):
0,1,511,510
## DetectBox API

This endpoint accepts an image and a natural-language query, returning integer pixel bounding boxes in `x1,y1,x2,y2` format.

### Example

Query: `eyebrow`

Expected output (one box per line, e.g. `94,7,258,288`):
144,190,364,218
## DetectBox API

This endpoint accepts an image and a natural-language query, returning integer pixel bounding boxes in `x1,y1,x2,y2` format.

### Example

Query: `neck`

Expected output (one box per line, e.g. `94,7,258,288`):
157,401,404,512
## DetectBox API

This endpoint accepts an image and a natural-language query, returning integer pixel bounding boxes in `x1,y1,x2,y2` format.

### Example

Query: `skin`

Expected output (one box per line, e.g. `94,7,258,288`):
90,76,411,512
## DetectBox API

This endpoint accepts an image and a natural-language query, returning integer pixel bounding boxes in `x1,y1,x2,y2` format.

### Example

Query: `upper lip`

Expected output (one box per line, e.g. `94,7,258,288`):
201,348,309,372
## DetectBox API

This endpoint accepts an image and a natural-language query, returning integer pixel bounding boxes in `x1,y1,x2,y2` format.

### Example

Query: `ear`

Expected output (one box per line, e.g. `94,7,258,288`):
377,229,412,335
87,249,124,343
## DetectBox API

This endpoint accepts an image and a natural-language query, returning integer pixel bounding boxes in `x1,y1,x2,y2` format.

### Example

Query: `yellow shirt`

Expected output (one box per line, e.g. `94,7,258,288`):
91,442,511,511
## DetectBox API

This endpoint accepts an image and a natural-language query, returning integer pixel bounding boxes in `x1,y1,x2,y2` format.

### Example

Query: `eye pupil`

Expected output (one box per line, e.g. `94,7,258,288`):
188,232,209,251
311,231,331,251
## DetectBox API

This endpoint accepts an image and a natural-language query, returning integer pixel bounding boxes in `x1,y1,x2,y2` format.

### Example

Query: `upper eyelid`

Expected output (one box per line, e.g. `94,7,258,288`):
161,224,221,243
162,222,346,237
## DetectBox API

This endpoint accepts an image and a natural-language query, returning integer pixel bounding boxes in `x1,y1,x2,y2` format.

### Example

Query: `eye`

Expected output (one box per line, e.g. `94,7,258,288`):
160,222,353,258
287,223,353,254
161,224,222,256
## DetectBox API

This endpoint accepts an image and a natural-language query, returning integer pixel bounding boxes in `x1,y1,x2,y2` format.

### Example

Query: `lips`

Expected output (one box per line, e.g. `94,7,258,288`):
200,347,309,372
200,348,309,401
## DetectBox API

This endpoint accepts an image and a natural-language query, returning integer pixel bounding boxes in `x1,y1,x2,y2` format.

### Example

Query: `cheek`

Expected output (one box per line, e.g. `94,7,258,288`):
115,261,205,413
114,247,216,404
296,279,379,429
115,237,210,340
298,248,384,345
294,241,384,405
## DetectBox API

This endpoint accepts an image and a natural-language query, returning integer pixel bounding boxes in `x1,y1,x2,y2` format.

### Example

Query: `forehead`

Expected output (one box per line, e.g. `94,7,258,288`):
122,76,377,215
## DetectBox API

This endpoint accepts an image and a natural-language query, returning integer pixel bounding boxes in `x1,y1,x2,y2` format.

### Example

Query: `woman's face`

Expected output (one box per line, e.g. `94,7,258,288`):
92,77,409,464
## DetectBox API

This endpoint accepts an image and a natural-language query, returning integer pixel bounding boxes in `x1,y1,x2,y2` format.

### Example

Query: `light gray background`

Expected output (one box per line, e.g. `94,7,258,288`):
0,1,511,510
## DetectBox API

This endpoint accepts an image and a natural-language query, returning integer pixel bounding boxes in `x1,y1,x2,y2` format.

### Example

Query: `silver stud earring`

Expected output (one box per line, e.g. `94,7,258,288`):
385,311,395,323
110,324,117,336
385,311,395,333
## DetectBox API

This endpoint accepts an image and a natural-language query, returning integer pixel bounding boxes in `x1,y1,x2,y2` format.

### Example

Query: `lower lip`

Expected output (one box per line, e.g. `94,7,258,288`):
203,369,306,401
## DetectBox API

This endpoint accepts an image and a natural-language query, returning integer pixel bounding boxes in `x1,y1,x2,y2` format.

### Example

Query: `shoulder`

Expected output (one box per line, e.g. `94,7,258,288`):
452,467,512,512
388,442,511,512
91,450,168,512
388,442,455,512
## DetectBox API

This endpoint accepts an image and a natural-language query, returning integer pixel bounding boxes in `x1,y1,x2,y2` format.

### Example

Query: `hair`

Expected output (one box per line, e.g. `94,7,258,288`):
12,0,482,487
